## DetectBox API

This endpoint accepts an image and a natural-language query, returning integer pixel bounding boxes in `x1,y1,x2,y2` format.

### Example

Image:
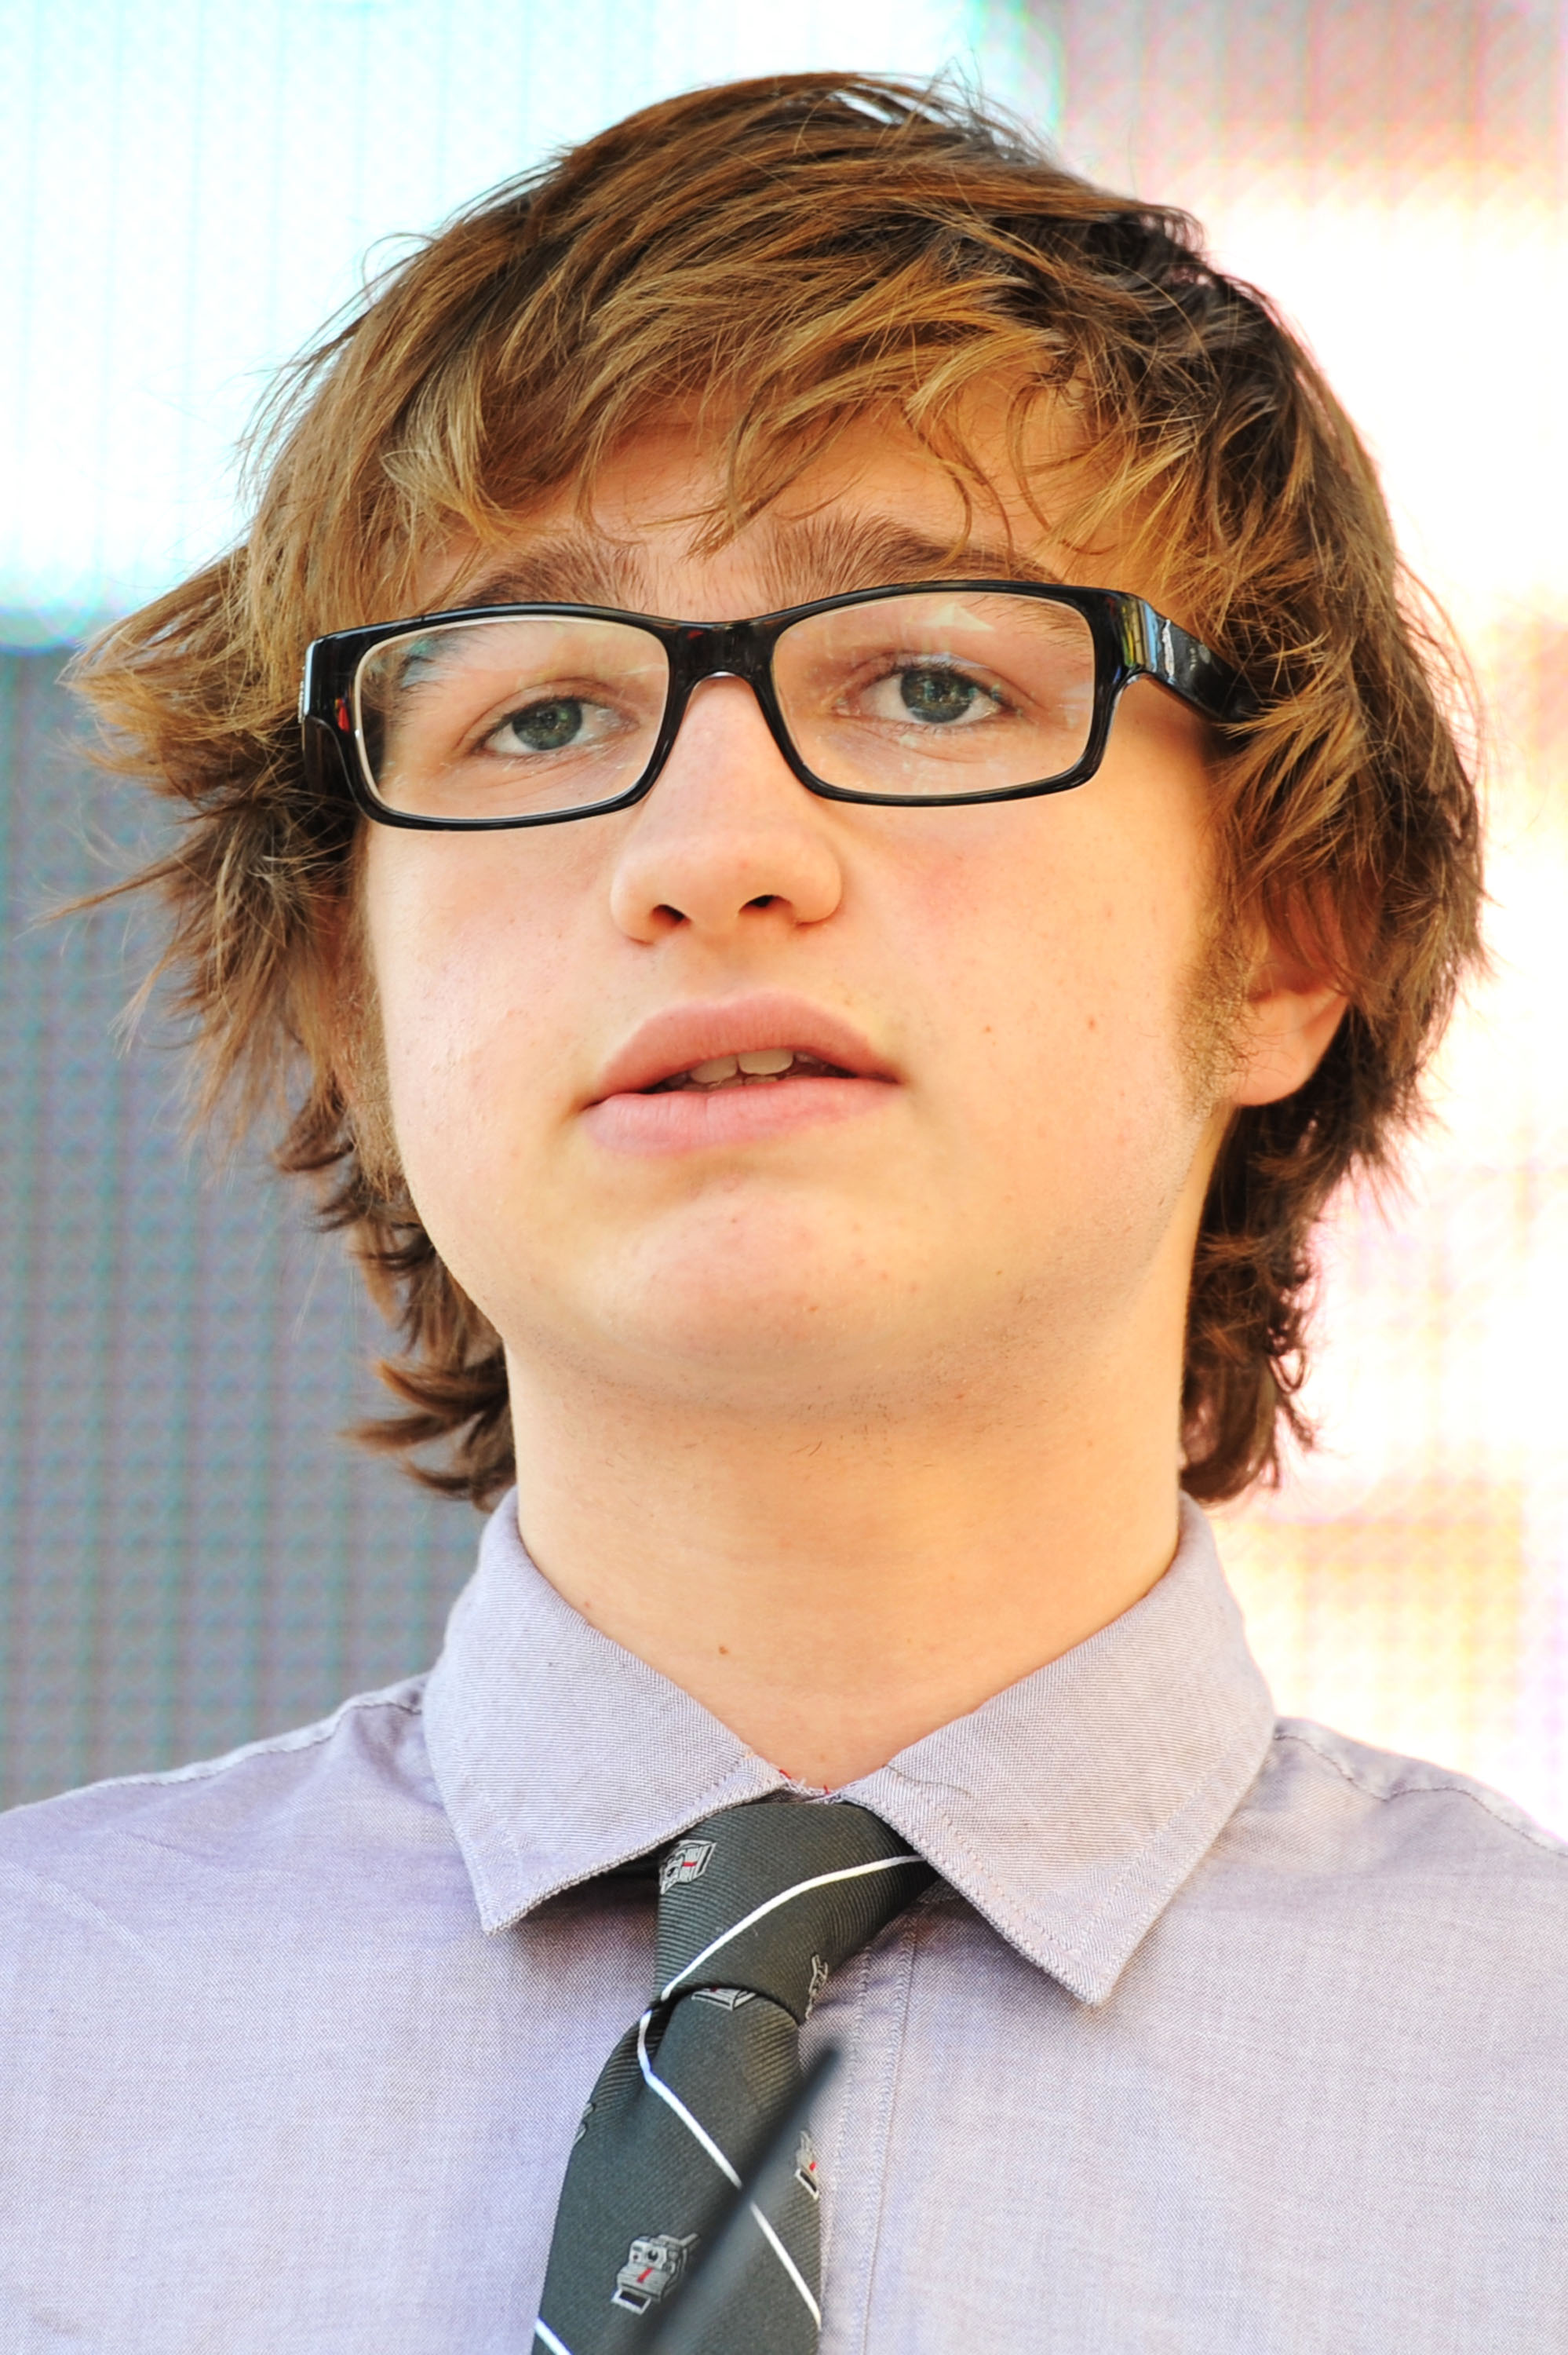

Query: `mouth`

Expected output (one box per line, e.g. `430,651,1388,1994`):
647,1048,855,1093
589,994,893,1104
583,995,895,1155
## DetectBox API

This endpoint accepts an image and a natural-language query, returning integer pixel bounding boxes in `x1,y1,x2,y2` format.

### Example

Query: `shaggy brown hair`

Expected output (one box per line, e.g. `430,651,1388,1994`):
72,71,1483,1507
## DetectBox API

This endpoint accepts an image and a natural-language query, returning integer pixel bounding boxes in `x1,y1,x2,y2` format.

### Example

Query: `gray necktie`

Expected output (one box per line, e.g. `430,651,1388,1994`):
533,1799,933,2355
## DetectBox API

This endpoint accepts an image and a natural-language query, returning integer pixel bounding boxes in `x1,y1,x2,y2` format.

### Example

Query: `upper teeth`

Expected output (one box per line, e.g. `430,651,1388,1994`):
684,1048,799,1087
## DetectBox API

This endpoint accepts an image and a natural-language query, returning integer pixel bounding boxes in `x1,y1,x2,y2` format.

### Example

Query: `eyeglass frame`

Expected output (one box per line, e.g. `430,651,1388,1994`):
298,579,1254,832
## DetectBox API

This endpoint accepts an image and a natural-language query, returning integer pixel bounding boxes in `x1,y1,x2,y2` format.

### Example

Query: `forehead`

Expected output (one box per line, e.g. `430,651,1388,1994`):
430,400,1118,622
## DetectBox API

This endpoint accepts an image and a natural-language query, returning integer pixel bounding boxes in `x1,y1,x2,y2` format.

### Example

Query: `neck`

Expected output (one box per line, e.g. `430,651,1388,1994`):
504,1324,1185,1790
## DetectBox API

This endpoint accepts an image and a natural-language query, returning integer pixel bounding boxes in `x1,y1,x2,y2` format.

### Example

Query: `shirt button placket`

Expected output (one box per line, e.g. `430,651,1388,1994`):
804,1894,929,2355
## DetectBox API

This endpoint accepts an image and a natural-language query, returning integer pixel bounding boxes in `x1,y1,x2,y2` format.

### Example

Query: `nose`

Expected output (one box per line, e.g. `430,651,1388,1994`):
606,676,844,944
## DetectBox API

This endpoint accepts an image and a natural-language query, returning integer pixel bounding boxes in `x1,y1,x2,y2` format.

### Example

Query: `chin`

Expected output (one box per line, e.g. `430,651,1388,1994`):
582,1241,930,1413
621,1267,884,1371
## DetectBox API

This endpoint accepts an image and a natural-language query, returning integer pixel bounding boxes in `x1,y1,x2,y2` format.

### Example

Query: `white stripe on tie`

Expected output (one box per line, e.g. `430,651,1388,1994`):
635,2011,822,2326
659,1853,922,2000
744,2203,821,2326
534,2323,574,2355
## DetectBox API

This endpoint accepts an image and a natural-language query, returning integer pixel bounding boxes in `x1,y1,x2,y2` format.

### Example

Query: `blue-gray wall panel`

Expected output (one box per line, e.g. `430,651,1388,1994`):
0,651,474,1806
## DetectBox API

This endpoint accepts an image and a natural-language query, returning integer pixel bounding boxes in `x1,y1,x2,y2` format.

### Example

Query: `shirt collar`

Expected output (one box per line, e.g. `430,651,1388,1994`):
423,1494,1274,2006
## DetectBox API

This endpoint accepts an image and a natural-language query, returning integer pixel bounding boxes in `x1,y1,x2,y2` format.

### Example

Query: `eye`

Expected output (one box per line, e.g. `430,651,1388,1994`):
485,696,593,754
895,665,1000,726
843,658,1011,732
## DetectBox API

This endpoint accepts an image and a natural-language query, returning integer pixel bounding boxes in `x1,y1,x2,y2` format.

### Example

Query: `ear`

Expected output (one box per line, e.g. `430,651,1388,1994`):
1228,931,1349,1109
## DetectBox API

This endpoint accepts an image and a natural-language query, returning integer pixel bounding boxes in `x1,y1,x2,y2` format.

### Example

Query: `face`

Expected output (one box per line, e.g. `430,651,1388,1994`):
357,411,1237,1426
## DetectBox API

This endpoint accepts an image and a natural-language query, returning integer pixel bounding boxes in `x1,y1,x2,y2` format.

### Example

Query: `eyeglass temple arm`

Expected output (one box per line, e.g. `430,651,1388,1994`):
1131,601,1255,724
298,637,360,794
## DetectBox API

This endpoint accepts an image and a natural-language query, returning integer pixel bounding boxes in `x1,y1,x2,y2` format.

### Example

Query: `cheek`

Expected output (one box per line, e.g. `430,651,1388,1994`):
888,799,1210,1119
363,835,582,1184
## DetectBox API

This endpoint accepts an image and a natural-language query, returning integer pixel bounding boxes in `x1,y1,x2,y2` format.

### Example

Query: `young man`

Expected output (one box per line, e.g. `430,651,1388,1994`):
2,71,1559,2353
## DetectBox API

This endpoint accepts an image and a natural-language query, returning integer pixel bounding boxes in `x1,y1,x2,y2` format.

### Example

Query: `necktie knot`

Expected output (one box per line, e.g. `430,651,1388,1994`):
654,1799,932,2023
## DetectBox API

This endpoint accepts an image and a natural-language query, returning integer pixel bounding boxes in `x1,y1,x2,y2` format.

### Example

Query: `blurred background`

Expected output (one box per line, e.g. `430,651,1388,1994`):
2,0,1564,1816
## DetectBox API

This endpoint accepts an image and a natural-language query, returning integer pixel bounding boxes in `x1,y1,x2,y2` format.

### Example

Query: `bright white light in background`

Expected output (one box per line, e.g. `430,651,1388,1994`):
1204,199,1568,638
0,0,1053,641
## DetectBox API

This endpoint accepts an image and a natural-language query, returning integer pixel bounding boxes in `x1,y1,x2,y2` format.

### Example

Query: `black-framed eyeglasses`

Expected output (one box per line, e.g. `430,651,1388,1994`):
299,581,1252,831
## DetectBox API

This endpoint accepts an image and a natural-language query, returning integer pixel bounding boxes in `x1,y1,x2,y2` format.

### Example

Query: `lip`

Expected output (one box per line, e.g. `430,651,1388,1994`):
582,992,897,1157
587,993,894,1101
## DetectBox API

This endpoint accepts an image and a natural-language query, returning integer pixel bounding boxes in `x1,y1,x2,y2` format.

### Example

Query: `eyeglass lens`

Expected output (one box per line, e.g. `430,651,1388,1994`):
353,592,1099,821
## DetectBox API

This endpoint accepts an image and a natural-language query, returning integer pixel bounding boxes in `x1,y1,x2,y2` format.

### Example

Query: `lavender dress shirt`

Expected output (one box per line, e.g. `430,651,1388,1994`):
2,1493,1564,2350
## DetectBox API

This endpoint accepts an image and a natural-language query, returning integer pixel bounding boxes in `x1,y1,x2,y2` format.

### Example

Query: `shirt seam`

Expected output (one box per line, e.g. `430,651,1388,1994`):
844,1904,923,2355
19,1687,428,1806
1271,1723,1568,1860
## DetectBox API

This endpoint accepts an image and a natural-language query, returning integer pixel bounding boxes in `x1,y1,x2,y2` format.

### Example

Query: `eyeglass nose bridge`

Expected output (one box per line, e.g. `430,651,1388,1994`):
656,616,788,756
669,615,773,686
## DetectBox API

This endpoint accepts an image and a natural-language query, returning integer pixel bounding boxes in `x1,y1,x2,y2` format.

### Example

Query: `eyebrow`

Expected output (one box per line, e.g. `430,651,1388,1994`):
753,515,1067,607
450,534,655,612
443,514,1067,620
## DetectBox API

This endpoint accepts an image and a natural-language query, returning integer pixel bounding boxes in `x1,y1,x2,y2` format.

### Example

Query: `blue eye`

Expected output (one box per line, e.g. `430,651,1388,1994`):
492,697,585,753
898,667,993,725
